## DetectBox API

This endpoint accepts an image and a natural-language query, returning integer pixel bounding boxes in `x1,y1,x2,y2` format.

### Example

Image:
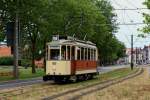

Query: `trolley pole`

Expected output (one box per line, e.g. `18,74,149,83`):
131,34,134,70
13,2,19,79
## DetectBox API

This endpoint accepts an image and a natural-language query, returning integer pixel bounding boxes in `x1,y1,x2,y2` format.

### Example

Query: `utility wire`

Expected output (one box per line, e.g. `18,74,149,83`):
125,0,146,15
114,8,149,10
123,9,139,44
121,9,131,44
111,0,149,48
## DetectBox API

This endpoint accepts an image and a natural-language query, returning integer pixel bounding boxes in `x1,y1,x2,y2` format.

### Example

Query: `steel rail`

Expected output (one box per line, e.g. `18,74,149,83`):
43,68,143,100
69,68,143,100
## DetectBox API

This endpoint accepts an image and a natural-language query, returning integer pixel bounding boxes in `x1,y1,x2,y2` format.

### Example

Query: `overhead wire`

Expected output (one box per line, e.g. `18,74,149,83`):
124,0,150,46
125,0,145,14
123,8,140,44
113,0,133,45
111,0,150,48
121,8,131,44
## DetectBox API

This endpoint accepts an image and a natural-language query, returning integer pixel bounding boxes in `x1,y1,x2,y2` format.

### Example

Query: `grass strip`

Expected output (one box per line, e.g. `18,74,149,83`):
0,67,44,82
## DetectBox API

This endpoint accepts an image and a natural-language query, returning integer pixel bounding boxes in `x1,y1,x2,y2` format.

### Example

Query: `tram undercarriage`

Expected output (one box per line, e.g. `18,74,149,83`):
43,73,97,82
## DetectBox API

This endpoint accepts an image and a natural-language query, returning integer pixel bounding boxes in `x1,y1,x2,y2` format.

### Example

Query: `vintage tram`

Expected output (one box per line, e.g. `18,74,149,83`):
43,35,98,82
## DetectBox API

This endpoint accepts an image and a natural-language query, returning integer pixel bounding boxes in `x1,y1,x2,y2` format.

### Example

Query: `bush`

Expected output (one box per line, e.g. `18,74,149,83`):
21,59,31,67
0,56,13,65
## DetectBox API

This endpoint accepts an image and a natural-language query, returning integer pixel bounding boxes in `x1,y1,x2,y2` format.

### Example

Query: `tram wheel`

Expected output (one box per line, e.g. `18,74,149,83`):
71,76,77,82
88,74,94,80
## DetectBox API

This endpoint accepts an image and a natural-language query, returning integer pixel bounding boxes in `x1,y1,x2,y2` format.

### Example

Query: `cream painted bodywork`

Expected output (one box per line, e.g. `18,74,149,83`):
76,69,97,75
46,61,71,75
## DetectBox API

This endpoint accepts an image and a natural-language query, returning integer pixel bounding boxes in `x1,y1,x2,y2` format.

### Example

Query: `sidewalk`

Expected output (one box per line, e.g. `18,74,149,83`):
0,77,42,90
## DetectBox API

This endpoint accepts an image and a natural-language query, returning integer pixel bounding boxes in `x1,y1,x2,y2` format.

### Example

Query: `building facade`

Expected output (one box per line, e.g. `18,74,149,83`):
123,45,150,65
0,42,12,57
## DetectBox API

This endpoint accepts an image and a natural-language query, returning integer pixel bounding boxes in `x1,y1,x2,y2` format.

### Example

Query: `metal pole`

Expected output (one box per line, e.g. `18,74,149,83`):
13,5,19,79
131,34,134,70
136,47,138,66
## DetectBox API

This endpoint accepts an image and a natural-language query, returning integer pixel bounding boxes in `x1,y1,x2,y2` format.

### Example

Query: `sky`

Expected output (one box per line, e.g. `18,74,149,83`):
109,0,150,48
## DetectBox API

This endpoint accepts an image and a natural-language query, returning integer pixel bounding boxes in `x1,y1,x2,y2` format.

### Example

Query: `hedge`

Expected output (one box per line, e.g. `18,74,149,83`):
0,56,13,65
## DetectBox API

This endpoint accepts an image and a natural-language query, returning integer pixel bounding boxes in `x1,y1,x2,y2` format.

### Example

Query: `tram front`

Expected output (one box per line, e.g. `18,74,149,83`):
43,41,75,81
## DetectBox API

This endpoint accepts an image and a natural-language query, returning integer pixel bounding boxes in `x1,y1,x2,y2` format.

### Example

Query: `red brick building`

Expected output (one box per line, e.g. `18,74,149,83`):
0,43,44,68
0,44,12,57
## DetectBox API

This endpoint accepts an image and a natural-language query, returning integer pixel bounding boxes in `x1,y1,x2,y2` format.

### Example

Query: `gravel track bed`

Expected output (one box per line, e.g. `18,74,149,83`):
43,68,143,100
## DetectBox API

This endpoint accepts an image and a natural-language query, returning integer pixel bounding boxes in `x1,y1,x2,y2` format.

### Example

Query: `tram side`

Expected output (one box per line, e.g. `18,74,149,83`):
43,41,98,82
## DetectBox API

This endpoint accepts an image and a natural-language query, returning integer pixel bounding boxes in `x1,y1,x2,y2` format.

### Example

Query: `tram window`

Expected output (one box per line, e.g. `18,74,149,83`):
81,47,84,60
91,49,93,60
61,46,66,60
77,47,81,60
88,48,90,60
71,46,75,60
67,46,71,60
90,49,92,60
50,49,59,60
94,49,96,60
85,48,87,60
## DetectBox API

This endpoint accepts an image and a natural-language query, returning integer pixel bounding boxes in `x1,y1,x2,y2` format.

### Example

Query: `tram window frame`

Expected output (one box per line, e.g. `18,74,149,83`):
77,47,81,60
50,49,60,60
90,48,92,60
67,46,71,60
61,45,66,60
91,49,93,60
88,48,90,60
85,48,87,60
81,47,84,60
94,49,96,60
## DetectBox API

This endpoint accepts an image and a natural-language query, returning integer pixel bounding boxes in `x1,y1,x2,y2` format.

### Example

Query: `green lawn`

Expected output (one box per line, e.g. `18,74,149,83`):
67,67,137,87
0,66,136,83
98,68,137,80
0,66,45,82
0,67,138,100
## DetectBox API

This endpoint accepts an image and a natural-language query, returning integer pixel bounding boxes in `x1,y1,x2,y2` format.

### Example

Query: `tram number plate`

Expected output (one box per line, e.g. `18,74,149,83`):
52,62,56,65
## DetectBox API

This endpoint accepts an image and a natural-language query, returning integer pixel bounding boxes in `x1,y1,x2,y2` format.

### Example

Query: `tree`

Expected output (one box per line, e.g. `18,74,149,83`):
19,0,46,73
0,0,45,73
142,0,150,33
0,32,5,42
38,0,125,65
0,0,126,72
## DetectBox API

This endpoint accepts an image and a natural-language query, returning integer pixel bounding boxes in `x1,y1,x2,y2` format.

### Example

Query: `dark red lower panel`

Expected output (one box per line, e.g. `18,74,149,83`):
71,60,97,75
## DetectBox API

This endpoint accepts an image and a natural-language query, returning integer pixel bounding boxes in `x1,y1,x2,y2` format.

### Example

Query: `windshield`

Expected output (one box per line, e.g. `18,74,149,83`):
50,49,60,60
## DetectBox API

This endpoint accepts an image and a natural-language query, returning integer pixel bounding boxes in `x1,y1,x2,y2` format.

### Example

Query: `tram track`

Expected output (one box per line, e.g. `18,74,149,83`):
0,67,142,99
43,67,143,100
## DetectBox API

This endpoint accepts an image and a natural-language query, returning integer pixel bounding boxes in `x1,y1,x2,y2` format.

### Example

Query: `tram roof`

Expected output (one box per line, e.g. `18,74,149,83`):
47,40,97,49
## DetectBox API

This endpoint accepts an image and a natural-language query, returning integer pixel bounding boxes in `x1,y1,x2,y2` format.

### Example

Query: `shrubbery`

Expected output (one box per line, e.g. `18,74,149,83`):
0,56,13,65
0,57,32,67
21,59,31,67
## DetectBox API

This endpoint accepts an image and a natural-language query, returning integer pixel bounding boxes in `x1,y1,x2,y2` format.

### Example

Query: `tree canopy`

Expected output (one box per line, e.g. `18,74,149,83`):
142,0,150,34
0,0,126,72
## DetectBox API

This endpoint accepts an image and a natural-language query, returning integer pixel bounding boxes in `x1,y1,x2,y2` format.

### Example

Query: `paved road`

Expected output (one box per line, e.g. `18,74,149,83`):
0,65,129,90
0,77,43,90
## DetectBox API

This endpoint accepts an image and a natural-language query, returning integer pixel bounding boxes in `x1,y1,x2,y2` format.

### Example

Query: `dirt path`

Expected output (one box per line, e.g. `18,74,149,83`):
81,67,150,100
